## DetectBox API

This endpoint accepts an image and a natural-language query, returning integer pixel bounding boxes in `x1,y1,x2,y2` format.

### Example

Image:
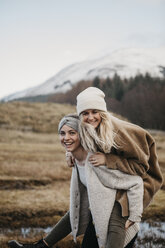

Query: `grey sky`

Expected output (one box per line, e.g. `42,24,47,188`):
0,0,164,98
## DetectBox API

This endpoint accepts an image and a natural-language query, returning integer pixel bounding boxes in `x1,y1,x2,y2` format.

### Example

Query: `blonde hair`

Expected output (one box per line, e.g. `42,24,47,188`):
79,110,117,153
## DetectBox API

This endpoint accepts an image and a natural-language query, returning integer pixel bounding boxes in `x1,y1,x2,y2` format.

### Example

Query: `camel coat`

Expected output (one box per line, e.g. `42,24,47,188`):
105,116,163,216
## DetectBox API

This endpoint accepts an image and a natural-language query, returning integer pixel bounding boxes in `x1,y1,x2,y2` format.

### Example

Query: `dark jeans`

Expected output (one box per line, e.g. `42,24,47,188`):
44,205,137,248
82,202,137,248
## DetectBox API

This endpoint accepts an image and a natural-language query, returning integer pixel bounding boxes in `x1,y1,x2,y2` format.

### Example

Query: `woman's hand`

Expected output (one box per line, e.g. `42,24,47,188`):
125,220,134,229
66,152,75,167
89,152,106,166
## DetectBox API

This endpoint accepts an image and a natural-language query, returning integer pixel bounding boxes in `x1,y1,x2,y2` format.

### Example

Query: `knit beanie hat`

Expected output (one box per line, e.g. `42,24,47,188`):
58,114,79,133
76,87,107,115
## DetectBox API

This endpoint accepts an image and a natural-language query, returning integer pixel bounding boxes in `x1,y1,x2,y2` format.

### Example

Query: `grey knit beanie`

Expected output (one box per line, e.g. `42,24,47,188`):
76,87,107,115
58,114,79,133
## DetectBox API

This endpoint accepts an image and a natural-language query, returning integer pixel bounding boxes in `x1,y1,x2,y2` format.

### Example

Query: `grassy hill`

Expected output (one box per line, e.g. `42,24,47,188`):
0,101,76,133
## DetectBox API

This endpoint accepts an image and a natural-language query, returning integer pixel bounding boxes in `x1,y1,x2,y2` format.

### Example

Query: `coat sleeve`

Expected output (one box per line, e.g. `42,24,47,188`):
105,153,147,177
114,172,144,222
105,120,163,208
93,165,143,222
105,124,154,178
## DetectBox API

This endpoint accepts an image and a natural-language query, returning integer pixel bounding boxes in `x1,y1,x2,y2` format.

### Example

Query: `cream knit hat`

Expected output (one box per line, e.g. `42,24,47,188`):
76,87,107,115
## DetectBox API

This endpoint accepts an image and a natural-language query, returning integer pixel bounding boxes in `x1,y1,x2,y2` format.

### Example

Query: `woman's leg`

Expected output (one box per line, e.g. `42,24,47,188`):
81,214,99,248
44,211,71,247
8,212,71,248
106,201,127,248
81,205,137,248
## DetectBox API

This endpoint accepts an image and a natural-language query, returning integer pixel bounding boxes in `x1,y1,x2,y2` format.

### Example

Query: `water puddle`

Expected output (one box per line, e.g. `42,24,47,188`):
0,226,52,238
1,221,165,247
135,221,165,247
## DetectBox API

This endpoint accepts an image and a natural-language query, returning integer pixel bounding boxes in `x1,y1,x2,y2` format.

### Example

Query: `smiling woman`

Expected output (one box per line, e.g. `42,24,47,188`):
59,126,81,153
58,115,87,159
81,109,102,129
75,86,163,247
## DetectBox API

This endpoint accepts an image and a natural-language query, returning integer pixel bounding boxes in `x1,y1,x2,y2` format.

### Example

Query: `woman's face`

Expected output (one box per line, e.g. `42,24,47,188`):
81,109,102,129
59,125,81,153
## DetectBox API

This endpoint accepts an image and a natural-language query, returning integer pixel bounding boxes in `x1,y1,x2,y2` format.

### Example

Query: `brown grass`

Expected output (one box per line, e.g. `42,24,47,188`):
0,102,76,132
0,130,71,181
143,190,165,220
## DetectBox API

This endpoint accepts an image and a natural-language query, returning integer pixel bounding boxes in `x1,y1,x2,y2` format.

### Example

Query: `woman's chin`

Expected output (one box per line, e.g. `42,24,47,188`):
66,147,73,152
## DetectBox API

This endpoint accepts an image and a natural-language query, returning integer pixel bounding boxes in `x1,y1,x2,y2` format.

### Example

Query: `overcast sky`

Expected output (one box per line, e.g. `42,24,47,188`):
0,0,165,98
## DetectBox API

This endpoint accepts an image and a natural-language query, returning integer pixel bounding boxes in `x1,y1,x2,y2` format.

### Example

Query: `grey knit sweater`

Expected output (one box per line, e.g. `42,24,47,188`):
70,153,143,248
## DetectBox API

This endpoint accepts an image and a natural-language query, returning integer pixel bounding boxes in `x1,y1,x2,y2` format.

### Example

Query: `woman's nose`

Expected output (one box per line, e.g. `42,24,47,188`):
88,113,94,120
64,133,70,140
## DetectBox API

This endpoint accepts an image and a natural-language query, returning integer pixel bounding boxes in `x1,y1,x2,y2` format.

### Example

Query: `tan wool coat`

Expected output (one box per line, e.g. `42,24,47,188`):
105,116,163,216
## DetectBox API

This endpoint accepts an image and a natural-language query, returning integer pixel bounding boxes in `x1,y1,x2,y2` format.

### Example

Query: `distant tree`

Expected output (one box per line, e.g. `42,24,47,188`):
120,80,165,130
48,74,165,130
93,76,100,88
102,77,113,98
113,74,124,101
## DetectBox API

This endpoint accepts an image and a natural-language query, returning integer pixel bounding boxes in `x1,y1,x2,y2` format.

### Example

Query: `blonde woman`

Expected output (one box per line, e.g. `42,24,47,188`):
70,86,163,247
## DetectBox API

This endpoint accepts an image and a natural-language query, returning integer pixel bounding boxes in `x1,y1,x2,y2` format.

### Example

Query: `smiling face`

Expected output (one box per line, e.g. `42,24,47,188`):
81,109,102,129
59,125,81,153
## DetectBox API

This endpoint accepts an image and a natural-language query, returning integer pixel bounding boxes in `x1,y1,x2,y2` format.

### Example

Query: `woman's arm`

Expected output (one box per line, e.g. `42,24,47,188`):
93,166,143,223
102,123,153,177
105,153,148,177
89,152,148,177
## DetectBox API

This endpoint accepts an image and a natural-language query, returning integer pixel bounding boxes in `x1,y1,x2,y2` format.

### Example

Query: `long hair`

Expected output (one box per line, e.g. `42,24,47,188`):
79,110,117,153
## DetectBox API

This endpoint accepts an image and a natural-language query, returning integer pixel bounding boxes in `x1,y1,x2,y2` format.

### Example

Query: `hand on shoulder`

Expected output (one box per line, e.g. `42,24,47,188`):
89,152,106,167
66,152,75,167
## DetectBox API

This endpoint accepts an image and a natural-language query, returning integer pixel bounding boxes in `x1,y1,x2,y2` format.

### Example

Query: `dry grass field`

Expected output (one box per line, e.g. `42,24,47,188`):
0,102,164,248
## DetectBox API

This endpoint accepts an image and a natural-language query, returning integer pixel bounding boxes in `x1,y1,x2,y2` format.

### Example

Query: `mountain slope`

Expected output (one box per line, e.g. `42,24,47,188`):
2,47,165,102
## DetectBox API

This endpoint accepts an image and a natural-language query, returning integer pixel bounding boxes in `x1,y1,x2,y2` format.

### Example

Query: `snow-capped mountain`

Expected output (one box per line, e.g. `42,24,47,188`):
2,47,165,102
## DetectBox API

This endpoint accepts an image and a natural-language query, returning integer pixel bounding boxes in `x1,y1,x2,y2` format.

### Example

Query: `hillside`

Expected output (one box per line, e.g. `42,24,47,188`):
0,102,76,133
1,47,165,102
